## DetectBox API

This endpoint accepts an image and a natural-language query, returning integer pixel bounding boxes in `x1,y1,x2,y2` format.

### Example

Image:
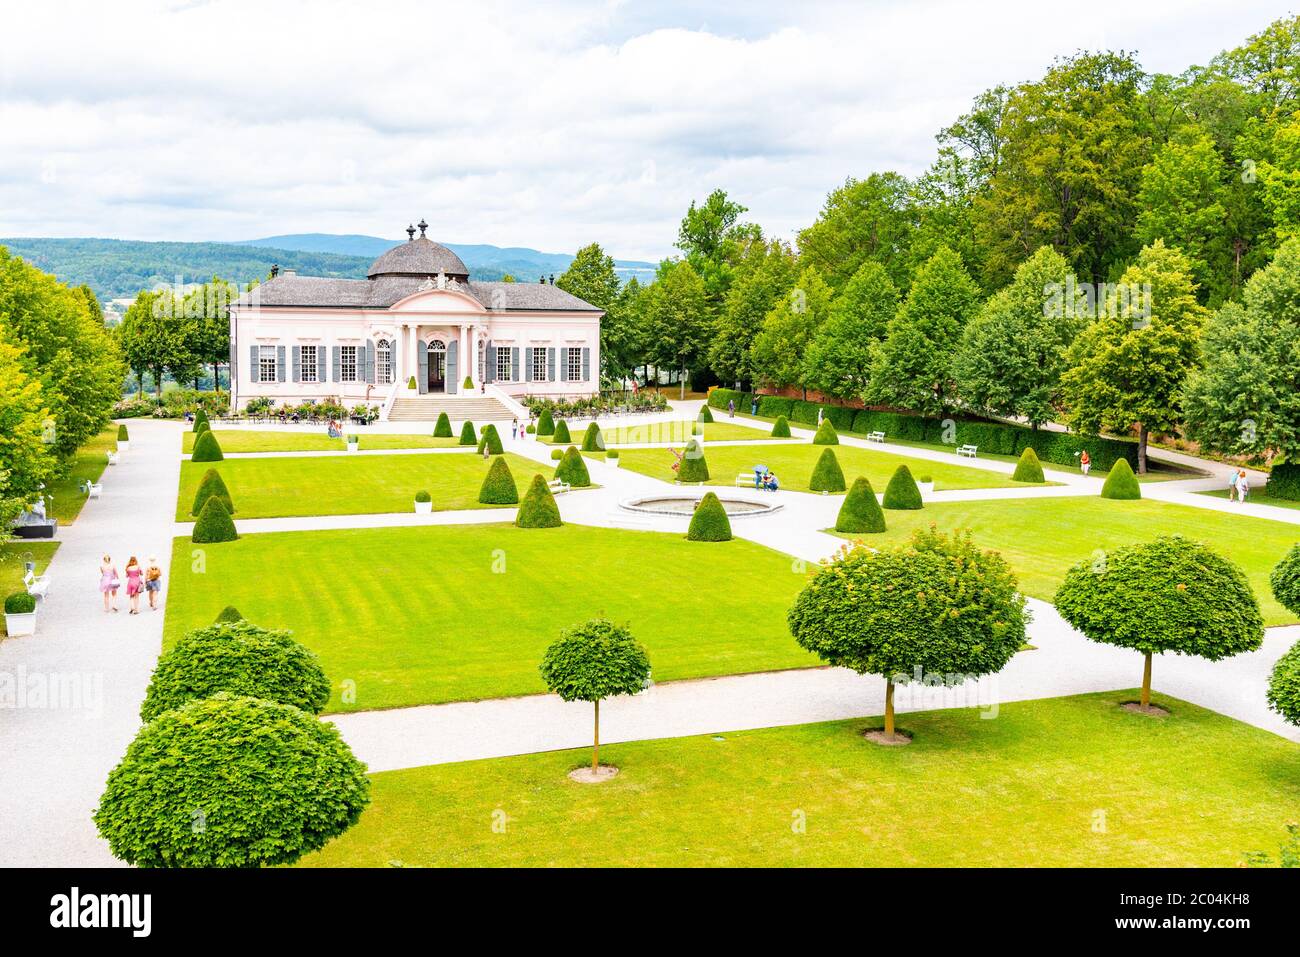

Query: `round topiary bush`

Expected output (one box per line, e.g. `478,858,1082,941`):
192,408,210,433
459,420,477,445
771,415,791,438
6,592,36,615
476,423,504,455
140,621,331,722
809,447,847,492
191,429,224,463
526,423,536,434
191,468,234,517
677,440,710,483
550,448,564,460
537,408,555,436
687,492,732,541
555,446,591,487
479,456,519,504
698,405,714,424
1100,458,1141,499
1271,544,1300,620
95,694,370,868
581,422,604,452
552,420,572,443
881,464,923,509
1012,447,1045,483
414,489,431,503
191,496,238,543
214,605,243,623
516,474,562,528
1054,535,1264,712
433,411,453,438
1267,639,1300,727
812,419,839,445
836,477,886,533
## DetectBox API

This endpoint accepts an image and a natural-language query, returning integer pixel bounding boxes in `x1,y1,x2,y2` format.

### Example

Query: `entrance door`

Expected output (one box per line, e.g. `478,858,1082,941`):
427,339,447,393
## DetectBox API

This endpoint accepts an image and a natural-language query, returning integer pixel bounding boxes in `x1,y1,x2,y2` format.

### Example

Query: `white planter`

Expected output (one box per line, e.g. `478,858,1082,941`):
117,441,130,453
347,441,359,453
106,453,119,466
606,457,621,468
414,500,432,514
5,611,36,637
918,482,935,498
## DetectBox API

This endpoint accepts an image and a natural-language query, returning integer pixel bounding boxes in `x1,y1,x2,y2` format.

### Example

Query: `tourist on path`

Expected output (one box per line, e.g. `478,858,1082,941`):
727,399,735,418
124,557,144,615
1237,469,1250,503
511,418,519,440
145,557,163,612
1079,450,1090,476
99,556,120,613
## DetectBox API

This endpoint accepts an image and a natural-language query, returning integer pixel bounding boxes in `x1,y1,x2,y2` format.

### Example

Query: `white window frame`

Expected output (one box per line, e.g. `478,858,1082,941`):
376,339,393,385
566,347,582,382
300,346,318,383
530,347,547,382
258,345,277,383
340,345,358,383
496,346,512,382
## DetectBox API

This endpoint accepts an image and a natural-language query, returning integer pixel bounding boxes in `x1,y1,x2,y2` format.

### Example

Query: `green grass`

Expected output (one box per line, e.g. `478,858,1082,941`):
829,495,1300,625
164,523,815,711
1197,488,1300,511
175,452,551,520
593,420,792,445
299,690,1300,867
181,431,462,453
48,426,116,523
616,442,1039,493
0,541,59,636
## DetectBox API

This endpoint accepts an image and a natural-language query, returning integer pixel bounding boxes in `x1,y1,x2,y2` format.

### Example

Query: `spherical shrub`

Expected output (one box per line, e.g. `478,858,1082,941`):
1012,447,1045,483
214,605,243,623
526,423,536,434
581,422,604,452
95,694,370,868
191,429,224,462
771,415,791,438
140,621,331,722
836,477,886,533
537,408,555,436
697,405,714,424
555,446,592,487
809,447,847,492
5,592,36,615
1269,544,1300,617
1266,639,1300,726
459,420,477,445
192,408,210,433
516,474,562,528
687,492,732,541
191,497,238,543
812,419,839,445
553,420,571,443
881,464,922,509
414,489,431,503
540,619,651,703
433,412,453,438
1101,458,1141,499
476,423,504,455
479,456,519,504
192,468,234,516
550,448,564,460
677,440,709,483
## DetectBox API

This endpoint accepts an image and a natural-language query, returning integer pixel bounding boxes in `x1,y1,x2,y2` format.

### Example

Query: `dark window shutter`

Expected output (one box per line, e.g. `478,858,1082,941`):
447,340,458,394
276,345,286,382
417,340,428,394
582,347,590,382
511,347,520,381
364,340,375,383
547,347,555,381
485,341,496,383
331,345,341,383
291,345,301,383
249,344,258,382
317,345,326,382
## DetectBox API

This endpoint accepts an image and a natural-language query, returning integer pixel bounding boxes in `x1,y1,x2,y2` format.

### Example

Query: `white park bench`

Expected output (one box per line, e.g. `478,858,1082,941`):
24,570,51,601
734,471,758,487
106,451,119,466
547,478,570,495
956,445,978,458
81,480,103,498
866,431,886,444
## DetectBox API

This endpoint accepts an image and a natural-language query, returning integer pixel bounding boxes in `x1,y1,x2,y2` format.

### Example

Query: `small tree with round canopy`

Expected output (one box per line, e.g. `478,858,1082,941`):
538,619,651,775
1054,535,1263,713
1267,545,1300,728
787,526,1027,743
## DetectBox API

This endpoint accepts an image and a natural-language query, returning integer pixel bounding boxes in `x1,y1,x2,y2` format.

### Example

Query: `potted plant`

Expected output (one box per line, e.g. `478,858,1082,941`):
346,434,359,452
917,474,934,498
606,449,620,468
107,450,119,466
117,424,130,453
4,592,37,637
414,490,432,514
407,375,418,391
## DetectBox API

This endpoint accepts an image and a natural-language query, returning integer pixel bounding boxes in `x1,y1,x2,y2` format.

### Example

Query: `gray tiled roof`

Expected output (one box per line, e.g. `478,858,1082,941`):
367,237,469,279
232,274,602,312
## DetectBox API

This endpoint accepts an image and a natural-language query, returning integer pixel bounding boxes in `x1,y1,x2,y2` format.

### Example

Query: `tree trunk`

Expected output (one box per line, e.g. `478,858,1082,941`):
1141,652,1152,709
592,699,600,772
1137,423,1148,474
679,367,687,400
884,679,895,739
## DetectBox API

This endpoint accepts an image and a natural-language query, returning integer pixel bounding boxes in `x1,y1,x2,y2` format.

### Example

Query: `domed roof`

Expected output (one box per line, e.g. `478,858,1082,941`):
368,236,469,280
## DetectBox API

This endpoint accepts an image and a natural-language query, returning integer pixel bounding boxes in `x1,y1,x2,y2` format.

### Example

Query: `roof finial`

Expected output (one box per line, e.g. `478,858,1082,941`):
418,218,428,239
406,223,416,241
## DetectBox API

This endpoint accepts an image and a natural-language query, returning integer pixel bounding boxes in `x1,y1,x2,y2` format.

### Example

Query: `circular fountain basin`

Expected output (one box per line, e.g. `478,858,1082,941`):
620,493,783,518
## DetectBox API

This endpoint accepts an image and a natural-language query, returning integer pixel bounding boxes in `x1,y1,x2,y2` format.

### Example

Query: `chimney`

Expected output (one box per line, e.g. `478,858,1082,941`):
270,264,279,278
283,269,297,278
549,274,555,285
539,275,545,283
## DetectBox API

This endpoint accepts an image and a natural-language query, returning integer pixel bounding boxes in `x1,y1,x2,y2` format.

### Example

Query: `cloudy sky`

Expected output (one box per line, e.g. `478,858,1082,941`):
0,0,1293,260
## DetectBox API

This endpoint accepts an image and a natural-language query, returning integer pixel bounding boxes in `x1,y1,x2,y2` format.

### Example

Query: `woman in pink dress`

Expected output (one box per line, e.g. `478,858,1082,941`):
99,555,120,612
124,556,144,615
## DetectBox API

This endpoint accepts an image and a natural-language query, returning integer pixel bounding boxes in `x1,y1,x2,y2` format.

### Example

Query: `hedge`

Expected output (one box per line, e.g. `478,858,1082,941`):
537,408,555,436
882,464,923,509
581,422,603,452
790,400,821,426
812,419,839,445
809,448,847,493
434,412,453,438
1269,462,1300,501
687,492,732,541
479,456,519,504
192,468,235,516
1100,458,1141,499
697,405,714,424
459,420,477,445
516,474,562,528
477,423,504,455
771,415,791,438
1011,447,1045,483
554,446,592,487
552,420,571,443
757,395,794,419
191,430,224,462
836,477,886,533
192,497,238,543
677,441,710,483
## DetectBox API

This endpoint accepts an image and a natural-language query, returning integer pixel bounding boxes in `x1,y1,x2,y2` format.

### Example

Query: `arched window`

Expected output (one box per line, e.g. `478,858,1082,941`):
429,339,446,354
376,339,393,385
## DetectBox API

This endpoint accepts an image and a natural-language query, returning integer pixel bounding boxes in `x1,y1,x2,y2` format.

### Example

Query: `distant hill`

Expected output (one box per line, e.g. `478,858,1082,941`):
0,234,657,304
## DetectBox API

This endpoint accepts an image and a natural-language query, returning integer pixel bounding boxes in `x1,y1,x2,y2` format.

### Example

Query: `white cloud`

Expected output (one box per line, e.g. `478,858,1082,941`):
0,0,1292,260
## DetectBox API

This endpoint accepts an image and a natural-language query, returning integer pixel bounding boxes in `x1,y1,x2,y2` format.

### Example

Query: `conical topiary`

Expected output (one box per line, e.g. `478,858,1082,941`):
214,605,244,623
1101,458,1141,500
552,420,571,443
194,419,211,439
477,423,504,455
882,464,923,509
836,477,886,533
812,419,839,445
515,474,562,528
459,420,477,445
434,412,453,438
697,405,714,424
118,424,129,442
1012,446,1045,483
192,468,235,516
771,415,791,438
191,496,238,543
554,446,592,487
537,408,555,436
191,429,224,462
809,447,847,492
677,440,710,483
479,456,519,504
581,422,603,452
193,408,210,433
687,492,732,541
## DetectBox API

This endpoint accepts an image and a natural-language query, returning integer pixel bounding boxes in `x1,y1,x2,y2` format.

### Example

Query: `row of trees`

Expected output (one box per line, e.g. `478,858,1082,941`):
115,278,236,397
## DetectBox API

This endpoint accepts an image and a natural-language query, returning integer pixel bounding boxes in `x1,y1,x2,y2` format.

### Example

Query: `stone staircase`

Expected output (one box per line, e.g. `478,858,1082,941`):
386,395,516,423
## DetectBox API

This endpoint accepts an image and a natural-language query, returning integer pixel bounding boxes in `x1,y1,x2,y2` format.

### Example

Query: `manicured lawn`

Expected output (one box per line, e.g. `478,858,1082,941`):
48,426,116,523
0,541,59,636
299,690,1300,867
829,496,1300,625
616,442,1036,493
576,420,787,445
175,451,550,520
181,431,461,453
1197,488,1300,511
164,523,815,711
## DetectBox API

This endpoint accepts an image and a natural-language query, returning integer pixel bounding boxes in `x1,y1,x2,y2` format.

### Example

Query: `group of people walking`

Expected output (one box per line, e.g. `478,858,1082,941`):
98,555,162,614
1228,468,1252,503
